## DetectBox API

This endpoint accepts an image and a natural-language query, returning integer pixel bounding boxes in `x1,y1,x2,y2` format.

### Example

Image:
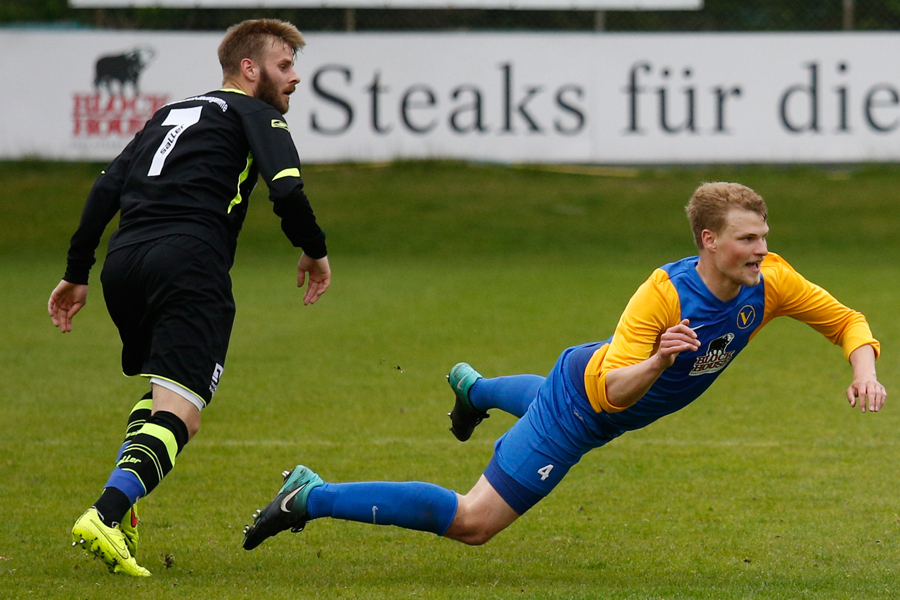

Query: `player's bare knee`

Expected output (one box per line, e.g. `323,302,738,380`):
459,528,497,546
447,510,500,545
184,418,200,439
449,523,496,546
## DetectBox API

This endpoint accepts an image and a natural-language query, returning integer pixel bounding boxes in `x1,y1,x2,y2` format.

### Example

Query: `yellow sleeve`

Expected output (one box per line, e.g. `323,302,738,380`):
583,268,682,413
756,253,880,361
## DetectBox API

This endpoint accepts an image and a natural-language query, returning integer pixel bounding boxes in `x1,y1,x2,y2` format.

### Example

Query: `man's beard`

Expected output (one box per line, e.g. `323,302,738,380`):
256,68,291,114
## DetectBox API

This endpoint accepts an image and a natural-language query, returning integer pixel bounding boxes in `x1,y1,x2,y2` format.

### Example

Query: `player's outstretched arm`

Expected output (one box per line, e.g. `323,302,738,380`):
605,319,701,409
297,253,331,306
48,280,88,333
846,344,886,413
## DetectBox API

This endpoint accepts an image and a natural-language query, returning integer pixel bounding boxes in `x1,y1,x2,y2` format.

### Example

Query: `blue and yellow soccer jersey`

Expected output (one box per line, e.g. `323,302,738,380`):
580,252,879,434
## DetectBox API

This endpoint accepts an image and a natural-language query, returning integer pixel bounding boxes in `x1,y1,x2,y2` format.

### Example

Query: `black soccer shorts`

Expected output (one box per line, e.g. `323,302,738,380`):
100,234,235,406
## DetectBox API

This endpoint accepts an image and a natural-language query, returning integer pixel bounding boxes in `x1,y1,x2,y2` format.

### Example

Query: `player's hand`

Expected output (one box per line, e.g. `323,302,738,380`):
846,344,886,413
656,319,701,369
297,254,331,306
846,376,886,413
48,280,88,333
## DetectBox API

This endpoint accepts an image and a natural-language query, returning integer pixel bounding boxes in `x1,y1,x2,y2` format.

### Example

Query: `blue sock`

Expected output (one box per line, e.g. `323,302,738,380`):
470,375,544,418
100,443,145,506
104,468,145,505
307,481,459,536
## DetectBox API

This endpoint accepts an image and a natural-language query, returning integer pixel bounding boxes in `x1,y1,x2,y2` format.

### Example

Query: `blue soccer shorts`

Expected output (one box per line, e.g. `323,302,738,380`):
483,344,613,515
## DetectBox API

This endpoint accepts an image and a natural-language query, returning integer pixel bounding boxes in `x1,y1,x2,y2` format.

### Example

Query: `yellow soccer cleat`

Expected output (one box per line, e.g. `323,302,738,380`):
120,504,140,557
72,508,151,577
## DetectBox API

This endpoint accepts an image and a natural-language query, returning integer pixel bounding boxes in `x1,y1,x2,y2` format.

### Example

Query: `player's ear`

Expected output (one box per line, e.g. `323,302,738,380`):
239,58,258,82
700,229,717,252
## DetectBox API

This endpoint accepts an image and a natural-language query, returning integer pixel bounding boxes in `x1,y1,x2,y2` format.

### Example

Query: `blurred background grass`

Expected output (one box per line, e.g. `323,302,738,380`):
1,160,897,599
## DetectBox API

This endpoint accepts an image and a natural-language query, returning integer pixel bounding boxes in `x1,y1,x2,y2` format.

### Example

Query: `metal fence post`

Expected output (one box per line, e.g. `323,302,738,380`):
843,0,854,30
345,8,356,31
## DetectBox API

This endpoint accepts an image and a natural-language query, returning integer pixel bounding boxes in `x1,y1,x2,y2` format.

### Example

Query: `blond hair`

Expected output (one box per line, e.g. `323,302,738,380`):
685,182,768,249
218,19,305,79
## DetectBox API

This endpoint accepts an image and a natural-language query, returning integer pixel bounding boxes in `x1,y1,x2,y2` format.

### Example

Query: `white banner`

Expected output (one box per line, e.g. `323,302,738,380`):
3,30,900,164
71,0,701,9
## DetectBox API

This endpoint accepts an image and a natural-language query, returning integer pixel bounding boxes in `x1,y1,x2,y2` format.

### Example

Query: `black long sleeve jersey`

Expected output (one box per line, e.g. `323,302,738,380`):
65,89,326,284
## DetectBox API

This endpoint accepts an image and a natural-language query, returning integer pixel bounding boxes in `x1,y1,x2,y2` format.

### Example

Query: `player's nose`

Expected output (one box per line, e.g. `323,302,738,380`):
755,237,768,256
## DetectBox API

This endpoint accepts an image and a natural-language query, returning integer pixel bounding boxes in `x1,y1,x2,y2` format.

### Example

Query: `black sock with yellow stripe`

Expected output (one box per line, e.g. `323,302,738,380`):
95,410,190,527
118,410,190,496
93,393,154,527
123,392,154,446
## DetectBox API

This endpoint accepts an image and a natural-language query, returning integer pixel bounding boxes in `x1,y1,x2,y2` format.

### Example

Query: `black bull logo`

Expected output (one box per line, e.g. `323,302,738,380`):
706,333,735,356
94,47,156,94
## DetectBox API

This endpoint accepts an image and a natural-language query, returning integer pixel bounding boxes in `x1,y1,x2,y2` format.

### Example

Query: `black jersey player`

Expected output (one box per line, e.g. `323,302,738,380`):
48,19,329,576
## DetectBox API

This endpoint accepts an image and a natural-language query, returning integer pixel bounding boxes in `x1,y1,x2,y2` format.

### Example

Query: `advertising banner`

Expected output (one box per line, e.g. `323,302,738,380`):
2,30,900,163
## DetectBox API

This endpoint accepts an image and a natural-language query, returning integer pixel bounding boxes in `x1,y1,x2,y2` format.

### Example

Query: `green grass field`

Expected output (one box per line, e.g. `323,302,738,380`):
1,161,898,599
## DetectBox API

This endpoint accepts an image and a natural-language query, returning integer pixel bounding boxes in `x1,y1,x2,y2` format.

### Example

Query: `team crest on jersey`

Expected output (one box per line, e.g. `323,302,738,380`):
737,305,757,329
689,333,736,376
271,119,290,131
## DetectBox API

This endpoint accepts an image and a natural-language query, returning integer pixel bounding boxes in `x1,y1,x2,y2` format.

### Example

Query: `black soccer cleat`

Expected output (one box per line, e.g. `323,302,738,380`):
447,362,489,442
242,465,324,550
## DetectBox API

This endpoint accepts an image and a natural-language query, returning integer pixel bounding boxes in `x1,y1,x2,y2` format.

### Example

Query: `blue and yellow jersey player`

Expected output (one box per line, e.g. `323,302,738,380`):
242,182,886,550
